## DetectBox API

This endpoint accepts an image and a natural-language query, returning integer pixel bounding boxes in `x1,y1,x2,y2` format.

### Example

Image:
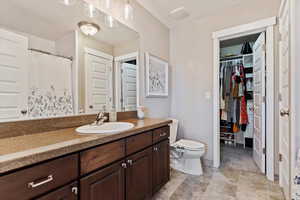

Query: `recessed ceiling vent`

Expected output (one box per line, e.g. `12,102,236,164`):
169,7,190,20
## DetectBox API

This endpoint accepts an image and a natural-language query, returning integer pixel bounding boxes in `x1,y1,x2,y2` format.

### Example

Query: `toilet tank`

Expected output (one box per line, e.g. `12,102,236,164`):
168,118,179,144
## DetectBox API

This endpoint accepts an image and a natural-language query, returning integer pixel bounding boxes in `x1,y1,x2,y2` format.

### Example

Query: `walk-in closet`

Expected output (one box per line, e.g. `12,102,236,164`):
219,33,267,172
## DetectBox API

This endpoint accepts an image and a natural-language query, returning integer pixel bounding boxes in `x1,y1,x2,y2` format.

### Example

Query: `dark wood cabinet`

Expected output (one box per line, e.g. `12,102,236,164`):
0,154,78,200
152,140,170,194
0,126,170,200
80,161,125,200
153,126,170,143
126,131,152,155
126,147,153,200
35,182,78,200
80,140,125,175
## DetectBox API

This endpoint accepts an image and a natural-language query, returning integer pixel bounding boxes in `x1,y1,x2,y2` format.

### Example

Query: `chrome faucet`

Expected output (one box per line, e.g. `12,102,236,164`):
93,105,108,126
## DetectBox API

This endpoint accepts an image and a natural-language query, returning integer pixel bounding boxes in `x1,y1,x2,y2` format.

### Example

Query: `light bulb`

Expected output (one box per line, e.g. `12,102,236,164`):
104,0,112,9
105,15,116,28
60,0,77,6
124,1,133,20
84,3,98,18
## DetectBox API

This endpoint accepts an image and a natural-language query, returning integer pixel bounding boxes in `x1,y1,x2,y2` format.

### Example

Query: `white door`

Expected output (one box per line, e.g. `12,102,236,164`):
253,32,266,173
279,0,291,198
121,63,137,111
0,28,28,121
85,53,112,114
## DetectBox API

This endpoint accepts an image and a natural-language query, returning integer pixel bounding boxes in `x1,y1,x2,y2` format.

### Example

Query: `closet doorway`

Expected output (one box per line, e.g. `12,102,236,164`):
212,17,276,181
219,33,265,173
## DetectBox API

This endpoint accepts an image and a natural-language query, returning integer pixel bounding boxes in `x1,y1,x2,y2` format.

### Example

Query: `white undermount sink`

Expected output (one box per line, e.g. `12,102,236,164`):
76,122,134,134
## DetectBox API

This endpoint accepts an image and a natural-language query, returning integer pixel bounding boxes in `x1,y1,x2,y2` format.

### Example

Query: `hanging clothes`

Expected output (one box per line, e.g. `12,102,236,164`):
240,96,249,126
219,59,249,132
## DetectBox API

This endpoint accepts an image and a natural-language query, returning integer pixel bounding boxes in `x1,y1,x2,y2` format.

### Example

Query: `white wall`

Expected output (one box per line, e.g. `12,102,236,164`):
170,0,281,161
84,0,170,118
113,39,139,57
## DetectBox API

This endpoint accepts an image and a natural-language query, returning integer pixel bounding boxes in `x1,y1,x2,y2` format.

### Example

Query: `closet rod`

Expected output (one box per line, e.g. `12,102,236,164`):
220,55,243,61
28,48,73,61
220,58,243,63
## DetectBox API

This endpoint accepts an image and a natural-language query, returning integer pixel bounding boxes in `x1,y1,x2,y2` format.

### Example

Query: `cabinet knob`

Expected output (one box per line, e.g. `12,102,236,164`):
89,105,94,109
160,132,167,137
127,159,133,165
21,110,28,115
154,147,159,151
280,109,290,117
72,186,78,195
121,163,127,168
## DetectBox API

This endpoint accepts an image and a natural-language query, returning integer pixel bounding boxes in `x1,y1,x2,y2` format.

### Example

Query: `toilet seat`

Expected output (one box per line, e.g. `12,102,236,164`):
173,139,205,151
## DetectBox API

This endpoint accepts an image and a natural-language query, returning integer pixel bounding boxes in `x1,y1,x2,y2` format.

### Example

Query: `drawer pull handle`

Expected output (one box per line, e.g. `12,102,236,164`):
160,132,167,137
28,175,53,188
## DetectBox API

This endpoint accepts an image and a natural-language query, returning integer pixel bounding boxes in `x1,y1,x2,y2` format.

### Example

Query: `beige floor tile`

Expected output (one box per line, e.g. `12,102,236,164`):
152,145,284,200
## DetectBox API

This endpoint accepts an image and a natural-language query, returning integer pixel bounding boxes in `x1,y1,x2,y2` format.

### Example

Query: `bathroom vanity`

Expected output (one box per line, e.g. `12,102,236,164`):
0,1,172,199
0,118,171,200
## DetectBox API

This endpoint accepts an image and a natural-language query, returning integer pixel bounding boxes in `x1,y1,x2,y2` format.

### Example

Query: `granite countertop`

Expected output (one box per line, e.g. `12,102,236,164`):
0,118,172,174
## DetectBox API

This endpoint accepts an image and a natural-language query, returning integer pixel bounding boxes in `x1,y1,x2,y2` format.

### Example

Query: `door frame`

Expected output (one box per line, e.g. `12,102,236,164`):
114,52,139,111
84,47,113,113
212,17,277,181
280,0,297,197
290,0,297,197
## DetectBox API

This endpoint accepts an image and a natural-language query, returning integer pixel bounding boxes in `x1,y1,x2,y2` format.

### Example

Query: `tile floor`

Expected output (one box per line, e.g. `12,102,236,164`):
152,145,285,200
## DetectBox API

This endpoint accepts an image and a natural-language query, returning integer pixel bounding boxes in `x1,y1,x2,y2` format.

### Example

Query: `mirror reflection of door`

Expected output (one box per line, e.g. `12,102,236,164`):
85,48,113,114
121,60,137,111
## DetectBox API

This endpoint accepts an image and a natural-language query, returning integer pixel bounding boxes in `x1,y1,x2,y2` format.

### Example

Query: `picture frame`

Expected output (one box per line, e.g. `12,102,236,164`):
145,52,169,97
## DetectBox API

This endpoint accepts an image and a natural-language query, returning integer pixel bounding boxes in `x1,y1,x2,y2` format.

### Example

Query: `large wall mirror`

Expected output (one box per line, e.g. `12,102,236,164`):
0,0,140,122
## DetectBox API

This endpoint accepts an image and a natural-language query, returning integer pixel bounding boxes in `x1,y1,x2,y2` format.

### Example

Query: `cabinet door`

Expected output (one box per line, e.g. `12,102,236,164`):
35,182,78,200
80,161,125,200
126,147,152,200
152,140,170,194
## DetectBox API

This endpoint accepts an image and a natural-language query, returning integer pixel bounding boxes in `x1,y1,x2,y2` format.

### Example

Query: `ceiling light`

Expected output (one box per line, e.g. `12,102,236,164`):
104,0,112,10
84,3,98,18
124,0,133,20
104,15,117,28
60,0,77,6
78,21,100,36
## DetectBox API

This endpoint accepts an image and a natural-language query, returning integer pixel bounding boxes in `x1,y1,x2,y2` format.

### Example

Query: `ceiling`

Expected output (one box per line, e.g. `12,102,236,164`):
136,0,246,28
0,0,138,45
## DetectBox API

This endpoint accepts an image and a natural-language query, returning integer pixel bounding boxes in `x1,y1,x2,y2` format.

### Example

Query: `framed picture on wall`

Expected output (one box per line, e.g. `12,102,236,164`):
145,53,169,97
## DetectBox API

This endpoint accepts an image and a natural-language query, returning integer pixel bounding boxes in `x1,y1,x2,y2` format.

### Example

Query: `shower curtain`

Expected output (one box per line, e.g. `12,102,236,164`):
28,51,74,117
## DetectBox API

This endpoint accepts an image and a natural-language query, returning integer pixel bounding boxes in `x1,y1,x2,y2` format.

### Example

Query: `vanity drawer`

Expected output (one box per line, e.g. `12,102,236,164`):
80,140,125,175
0,154,78,200
126,131,152,155
35,182,78,200
153,126,170,143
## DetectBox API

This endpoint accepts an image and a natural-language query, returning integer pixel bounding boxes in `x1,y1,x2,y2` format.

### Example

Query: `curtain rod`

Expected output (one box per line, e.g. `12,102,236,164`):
28,48,73,61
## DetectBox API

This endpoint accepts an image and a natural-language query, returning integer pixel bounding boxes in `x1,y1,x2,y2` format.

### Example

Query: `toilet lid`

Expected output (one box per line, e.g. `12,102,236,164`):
175,139,205,150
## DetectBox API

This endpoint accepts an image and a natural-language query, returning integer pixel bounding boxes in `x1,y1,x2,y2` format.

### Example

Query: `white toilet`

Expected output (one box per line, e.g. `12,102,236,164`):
169,119,206,175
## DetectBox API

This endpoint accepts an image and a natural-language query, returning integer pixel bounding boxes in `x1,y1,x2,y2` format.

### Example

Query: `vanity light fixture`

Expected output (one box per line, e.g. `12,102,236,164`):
78,21,100,36
84,3,98,18
104,0,112,10
104,15,117,28
124,0,133,20
60,0,77,6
